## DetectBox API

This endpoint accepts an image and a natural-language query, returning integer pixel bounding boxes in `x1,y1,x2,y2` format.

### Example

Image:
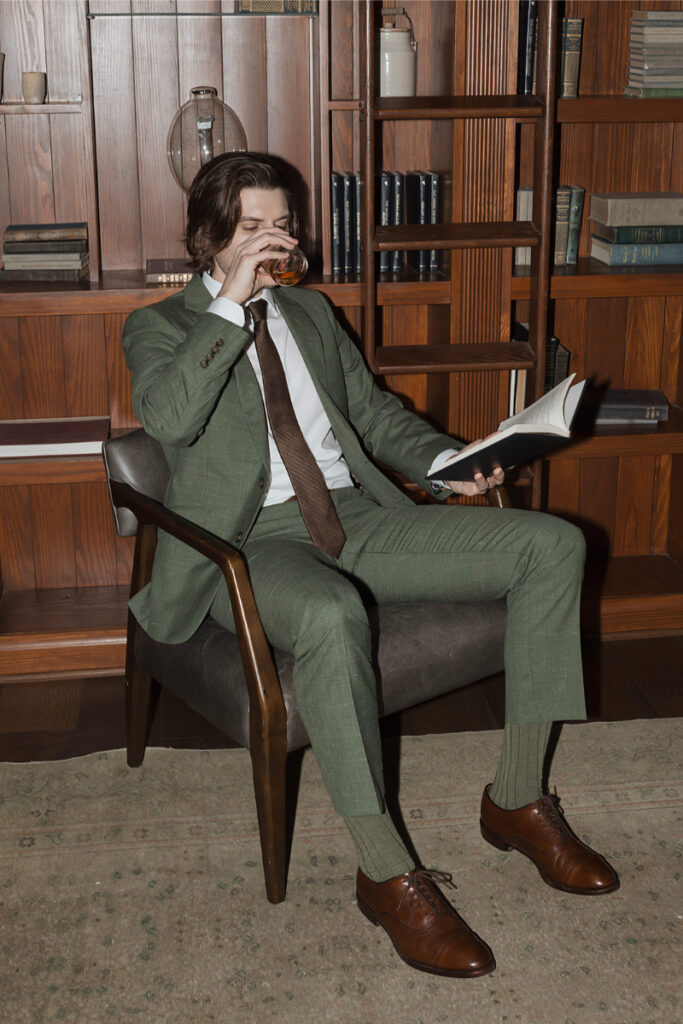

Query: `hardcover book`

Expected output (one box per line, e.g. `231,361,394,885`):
566,185,585,265
3,239,87,254
589,192,683,226
330,171,343,275
578,389,670,425
0,266,89,281
590,222,683,244
391,171,405,273
517,0,538,95
559,17,583,99
590,236,683,266
342,172,355,275
405,170,429,273
427,171,441,273
427,375,586,482
145,258,193,284
377,172,392,274
3,222,88,242
0,416,110,457
553,185,572,265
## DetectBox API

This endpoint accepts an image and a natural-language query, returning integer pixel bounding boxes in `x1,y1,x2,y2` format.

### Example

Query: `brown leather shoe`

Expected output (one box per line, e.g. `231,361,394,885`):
356,867,495,977
480,784,619,895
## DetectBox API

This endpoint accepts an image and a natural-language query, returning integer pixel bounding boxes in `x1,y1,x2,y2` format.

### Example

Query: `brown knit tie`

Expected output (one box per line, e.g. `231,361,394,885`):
250,298,346,558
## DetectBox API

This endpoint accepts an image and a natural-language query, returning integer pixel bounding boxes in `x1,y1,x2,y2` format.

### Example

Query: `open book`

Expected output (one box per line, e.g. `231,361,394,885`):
428,375,586,482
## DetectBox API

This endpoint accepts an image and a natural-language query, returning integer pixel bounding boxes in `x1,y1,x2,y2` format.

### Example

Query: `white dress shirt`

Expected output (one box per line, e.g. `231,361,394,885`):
203,273,354,505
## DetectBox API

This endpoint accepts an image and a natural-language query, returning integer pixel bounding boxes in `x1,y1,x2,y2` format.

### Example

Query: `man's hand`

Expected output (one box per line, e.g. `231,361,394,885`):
215,227,298,305
441,435,505,497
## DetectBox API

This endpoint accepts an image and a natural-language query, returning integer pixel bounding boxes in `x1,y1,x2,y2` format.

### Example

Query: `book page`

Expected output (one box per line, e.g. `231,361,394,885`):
497,375,582,432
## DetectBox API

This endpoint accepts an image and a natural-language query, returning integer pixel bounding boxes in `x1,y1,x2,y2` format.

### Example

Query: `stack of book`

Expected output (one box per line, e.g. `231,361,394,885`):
330,170,441,276
515,184,585,267
0,222,89,281
518,4,583,99
589,192,683,266
624,9,683,98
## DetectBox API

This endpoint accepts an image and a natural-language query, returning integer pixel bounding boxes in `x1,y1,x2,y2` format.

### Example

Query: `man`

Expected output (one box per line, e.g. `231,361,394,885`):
123,152,618,979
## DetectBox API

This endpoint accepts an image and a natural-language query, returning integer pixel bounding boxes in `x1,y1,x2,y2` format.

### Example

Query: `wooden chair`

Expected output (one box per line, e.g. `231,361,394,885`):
103,429,508,903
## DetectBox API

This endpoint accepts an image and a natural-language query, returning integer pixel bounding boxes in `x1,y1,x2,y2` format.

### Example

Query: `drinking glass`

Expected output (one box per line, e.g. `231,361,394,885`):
261,246,308,286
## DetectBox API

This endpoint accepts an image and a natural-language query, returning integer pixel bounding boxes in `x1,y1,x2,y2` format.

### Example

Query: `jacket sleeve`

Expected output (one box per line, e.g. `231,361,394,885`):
122,299,252,446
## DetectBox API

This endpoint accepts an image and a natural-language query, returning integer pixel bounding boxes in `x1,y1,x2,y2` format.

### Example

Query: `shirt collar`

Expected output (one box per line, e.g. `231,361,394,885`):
201,271,276,311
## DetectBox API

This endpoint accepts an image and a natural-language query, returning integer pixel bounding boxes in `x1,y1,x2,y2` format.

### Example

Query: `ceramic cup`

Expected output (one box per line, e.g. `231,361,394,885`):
22,71,47,104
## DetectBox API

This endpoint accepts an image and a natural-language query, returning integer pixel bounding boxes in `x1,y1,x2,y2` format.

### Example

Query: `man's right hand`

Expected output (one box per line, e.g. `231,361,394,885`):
214,227,298,305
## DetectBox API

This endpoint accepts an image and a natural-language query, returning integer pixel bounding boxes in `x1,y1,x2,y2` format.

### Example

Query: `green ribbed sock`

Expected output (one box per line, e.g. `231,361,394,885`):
343,812,416,882
489,721,553,810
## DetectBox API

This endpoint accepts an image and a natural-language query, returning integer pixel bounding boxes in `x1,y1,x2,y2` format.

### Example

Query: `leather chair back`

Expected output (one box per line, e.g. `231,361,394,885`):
103,429,170,536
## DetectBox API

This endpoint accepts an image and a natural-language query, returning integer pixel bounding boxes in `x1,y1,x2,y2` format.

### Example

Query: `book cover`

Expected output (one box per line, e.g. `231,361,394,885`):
590,222,683,244
3,238,88,254
566,185,585,265
589,191,683,226
553,185,571,265
145,258,193,284
2,252,88,269
391,171,405,273
342,172,355,275
4,222,88,242
377,172,391,274
0,266,89,281
590,236,683,266
427,376,586,481
578,388,669,425
0,416,110,457
518,0,538,95
559,17,583,99
330,171,343,274
514,186,534,267
427,171,441,273
405,170,429,273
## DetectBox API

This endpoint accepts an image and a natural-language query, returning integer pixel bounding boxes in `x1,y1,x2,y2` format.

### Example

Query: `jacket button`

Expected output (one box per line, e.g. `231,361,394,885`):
236,532,243,542
259,477,265,489
216,338,224,347
200,358,208,368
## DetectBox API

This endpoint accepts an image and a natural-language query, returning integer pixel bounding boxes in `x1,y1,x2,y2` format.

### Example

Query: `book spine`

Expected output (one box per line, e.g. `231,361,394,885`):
392,171,404,273
378,172,391,274
4,225,88,242
544,334,559,393
405,171,428,273
591,239,683,265
0,266,89,281
354,172,362,275
146,272,193,284
428,172,440,273
342,172,355,274
518,1,538,95
565,185,585,264
559,17,583,99
589,193,683,226
553,186,571,265
3,239,88,254
624,85,683,97
515,186,533,266
330,172,343,274
592,223,683,243
596,404,667,421
553,344,571,387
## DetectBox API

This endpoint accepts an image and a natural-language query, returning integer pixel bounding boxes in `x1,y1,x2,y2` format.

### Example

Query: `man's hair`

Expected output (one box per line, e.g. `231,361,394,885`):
185,151,299,273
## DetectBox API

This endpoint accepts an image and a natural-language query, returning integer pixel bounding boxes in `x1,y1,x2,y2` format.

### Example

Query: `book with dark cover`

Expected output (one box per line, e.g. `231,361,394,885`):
0,266,89,281
518,0,538,95
3,238,88,254
0,416,110,457
566,185,585,264
405,170,429,273
427,376,586,481
590,236,683,266
553,185,571,265
427,171,441,273
354,172,362,274
624,86,683,97
591,222,683,244
391,171,405,273
145,258,193,284
342,172,355,275
2,252,88,269
589,191,683,226
377,172,391,274
514,322,566,393
4,222,88,242
330,171,343,274
578,389,670,425
559,17,583,99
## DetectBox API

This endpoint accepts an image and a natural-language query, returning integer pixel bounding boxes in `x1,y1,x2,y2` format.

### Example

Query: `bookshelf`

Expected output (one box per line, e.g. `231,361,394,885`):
0,0,681,686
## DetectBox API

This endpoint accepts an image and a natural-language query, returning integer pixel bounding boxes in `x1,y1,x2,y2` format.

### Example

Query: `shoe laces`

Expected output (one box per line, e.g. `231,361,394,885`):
537,789,572,839
398,868,456,914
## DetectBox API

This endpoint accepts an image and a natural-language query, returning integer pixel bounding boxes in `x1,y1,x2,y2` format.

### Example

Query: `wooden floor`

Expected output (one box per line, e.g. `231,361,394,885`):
1,634,681,763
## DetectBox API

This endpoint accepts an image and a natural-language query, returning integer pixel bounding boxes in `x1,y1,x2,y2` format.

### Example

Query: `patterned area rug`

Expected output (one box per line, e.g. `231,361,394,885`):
1,719,681,1024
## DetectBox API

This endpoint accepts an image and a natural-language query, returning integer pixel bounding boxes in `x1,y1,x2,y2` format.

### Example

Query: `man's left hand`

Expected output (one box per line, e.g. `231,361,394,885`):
441,436,505,497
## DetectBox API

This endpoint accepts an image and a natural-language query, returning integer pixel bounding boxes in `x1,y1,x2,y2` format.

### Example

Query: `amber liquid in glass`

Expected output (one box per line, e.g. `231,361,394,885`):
262,247,308,287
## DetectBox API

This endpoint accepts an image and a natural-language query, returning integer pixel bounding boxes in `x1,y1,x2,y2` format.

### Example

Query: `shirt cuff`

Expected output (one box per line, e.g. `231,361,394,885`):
207,295,247,327
427,447,462,487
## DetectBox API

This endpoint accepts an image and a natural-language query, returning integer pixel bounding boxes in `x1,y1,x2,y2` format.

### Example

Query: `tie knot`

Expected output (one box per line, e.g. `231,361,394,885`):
250,298,268,325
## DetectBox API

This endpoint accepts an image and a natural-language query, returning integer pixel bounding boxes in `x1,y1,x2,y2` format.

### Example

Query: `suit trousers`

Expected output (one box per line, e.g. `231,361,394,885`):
210,486,587,817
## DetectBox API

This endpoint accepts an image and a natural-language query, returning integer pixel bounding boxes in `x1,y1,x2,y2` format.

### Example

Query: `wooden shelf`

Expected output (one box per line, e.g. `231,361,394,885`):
0,585,128,679
376,221,540,251
511,259,683,299
0,454,106,485
374,94,544,120
582,555,683,637
0,101,83,114
373,341,535,375
557,96,683,123
547,405,683,461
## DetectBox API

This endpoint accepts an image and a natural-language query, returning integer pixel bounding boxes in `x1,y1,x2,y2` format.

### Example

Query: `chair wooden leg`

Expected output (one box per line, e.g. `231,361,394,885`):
250,729,289,904
125,661,155,767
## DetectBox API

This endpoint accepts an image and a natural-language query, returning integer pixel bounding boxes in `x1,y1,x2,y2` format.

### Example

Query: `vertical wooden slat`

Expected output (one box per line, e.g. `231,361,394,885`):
613,456,654,557
62,314,109,417
50,114,90,223
623,297,665,389
18,316,67,417
43,0,82,101
0,318,24,419
221,10,269,152
0,0,46,103
4,114,55,222
0,484,35,591
651,454,672,555
73,482,118,587
578,459,618,558
105,312,140,430
31,483,76,589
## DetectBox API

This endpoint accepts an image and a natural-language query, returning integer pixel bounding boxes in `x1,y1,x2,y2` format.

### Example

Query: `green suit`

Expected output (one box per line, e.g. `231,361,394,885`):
123,276,587,815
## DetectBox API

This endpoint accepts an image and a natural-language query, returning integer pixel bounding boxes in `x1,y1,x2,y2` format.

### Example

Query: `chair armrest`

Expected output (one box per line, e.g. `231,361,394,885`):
109,479,286,749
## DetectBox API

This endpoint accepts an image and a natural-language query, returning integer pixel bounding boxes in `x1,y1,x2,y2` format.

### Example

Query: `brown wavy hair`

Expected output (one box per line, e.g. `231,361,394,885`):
185,152,299,273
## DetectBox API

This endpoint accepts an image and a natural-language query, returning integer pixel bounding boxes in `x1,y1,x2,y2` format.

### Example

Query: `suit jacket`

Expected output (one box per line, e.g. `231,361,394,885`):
122,275,457,643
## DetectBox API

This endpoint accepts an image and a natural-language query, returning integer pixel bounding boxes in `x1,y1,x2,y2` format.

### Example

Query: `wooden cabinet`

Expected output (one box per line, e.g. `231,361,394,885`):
0,0,682,684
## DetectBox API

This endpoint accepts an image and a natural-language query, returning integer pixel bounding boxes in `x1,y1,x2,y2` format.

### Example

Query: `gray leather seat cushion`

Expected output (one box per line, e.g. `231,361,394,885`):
135,599,506,751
